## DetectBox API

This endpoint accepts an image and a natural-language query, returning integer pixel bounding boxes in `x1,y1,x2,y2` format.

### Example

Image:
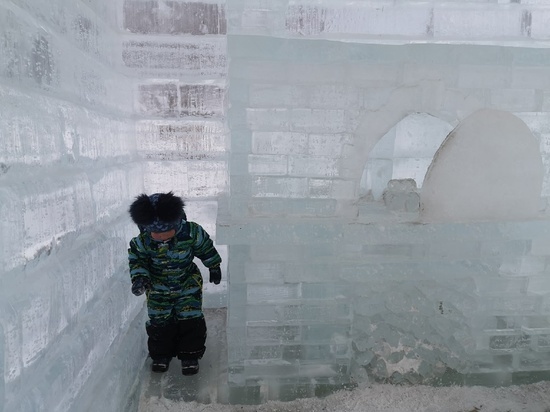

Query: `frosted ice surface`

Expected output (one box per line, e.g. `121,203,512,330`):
285,3,433,37
122,37,227,78
221,29,550,395
433,8,525,38
252,132,308,155
6,0,550,411
422,109,544,222
360,113,453,200
123,1,226,35
137,82,226,117
137,120,226,155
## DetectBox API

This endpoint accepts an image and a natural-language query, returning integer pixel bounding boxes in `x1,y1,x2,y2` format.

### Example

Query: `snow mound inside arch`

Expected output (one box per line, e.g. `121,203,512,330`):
421,109,544,223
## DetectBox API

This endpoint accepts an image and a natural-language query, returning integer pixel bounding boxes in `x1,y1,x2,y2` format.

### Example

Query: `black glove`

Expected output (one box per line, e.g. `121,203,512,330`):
131,276,151,296
209,266,222,285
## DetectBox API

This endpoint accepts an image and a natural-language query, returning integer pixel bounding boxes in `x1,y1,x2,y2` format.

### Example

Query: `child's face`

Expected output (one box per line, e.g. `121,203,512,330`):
150,229,176,242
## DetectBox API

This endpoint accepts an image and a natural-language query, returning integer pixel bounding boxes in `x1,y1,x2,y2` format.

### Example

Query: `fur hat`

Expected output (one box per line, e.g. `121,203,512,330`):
129,192,186,233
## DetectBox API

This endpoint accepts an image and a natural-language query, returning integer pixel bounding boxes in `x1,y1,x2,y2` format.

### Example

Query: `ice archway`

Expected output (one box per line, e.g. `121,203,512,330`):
360,113,454,201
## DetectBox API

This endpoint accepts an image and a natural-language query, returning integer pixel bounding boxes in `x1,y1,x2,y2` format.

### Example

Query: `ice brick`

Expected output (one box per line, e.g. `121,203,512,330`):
285,4,432,37
433,8,524,38
490,89,540,112
248,154,288,175
252,131,308,155
122,38,227,77
124,1,226,35
252,176,308,198
136,120,226,155
525,8,550,39
245,262,286,284
247,284,302,304
6,174,94,264
289,155,339,178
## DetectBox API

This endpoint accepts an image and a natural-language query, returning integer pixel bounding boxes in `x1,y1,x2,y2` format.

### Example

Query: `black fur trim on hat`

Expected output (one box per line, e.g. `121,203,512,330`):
129,192,187,226
129,194,156,225
155,192,185,222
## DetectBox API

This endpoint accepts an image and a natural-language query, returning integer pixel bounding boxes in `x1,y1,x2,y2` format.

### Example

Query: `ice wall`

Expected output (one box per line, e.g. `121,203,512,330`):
219,0,550,403
0,1,146,411
229,0,550,42
0,0,229,410
121,0,229,305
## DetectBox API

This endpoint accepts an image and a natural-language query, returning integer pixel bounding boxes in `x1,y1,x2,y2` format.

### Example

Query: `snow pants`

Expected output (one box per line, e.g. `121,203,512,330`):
145,273,207,361
145,316,207,361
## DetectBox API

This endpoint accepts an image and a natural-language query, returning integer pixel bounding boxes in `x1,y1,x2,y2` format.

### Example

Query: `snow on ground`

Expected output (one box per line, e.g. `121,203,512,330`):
140,381,550,412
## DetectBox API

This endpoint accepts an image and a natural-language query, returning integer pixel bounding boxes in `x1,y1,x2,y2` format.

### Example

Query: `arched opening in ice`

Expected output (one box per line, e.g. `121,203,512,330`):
359,113,454,201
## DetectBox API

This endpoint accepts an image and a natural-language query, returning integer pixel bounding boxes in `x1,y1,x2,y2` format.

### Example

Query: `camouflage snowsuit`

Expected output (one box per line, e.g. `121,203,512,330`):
128,220,222,360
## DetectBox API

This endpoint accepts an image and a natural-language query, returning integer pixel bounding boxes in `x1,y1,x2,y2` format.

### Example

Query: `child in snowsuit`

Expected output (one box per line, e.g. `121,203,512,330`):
128,192,222,375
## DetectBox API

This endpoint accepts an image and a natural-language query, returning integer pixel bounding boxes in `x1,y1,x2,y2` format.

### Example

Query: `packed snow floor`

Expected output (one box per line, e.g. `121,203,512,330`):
140,381,550,412
137,309,550,412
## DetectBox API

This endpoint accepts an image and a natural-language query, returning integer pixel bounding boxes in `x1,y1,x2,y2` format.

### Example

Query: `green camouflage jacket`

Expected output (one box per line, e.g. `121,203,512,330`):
128,221,222,292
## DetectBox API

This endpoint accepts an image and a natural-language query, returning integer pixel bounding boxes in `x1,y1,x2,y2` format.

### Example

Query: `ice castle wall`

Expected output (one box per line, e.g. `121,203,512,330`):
0,1,146,411
220,0,550,402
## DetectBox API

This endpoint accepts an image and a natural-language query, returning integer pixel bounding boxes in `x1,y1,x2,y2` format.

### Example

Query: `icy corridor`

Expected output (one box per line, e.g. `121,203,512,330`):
3,1,550,411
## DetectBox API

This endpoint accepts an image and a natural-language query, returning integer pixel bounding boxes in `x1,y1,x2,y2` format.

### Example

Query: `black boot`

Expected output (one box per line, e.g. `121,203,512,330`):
181,358,199,375
151,357,171,373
